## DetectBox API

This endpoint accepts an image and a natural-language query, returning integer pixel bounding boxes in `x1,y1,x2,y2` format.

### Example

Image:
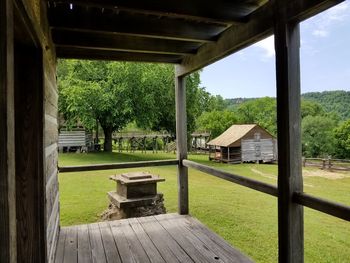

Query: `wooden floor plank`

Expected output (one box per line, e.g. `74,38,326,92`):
54,228,67,263
55,214,253,263
88,223,107,263
137,216,193,263
155,214,225,263
98,222,122,263
184,216,253,262
110,220,136,263
77,225,93,263
63,226,78,263
128,218,166,263
118,220,151,263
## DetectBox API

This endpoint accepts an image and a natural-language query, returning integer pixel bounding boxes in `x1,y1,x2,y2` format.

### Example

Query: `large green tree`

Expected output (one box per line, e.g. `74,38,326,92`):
58,60,142,151
58,60,205,151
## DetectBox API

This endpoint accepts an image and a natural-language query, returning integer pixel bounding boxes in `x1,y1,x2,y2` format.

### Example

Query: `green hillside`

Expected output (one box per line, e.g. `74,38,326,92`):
225,90,350,120
302,90,350,120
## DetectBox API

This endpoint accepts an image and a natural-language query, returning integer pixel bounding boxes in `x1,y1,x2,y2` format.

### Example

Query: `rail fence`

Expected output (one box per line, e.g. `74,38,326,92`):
303,157,350,171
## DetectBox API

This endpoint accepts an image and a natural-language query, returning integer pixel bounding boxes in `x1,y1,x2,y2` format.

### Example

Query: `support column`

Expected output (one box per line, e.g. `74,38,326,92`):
175,74,188,215
0,0,16,262
274,2,304,262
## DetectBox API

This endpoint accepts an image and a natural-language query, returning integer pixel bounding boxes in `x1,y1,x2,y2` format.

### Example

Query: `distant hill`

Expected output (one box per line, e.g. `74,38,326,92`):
225,90,350,120
301,91,350,120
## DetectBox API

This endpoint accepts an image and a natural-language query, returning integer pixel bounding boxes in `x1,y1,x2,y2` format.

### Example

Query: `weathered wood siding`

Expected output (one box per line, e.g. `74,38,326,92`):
241,138,277,162
58,129,93,149
19,1,59,262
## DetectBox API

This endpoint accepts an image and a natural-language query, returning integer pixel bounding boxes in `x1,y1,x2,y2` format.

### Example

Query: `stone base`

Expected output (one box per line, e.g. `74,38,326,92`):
101,193,166,220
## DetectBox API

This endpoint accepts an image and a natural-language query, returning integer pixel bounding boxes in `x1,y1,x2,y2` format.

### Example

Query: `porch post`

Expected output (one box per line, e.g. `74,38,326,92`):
274,2,304,262
175,74,189,215
0,0,16,262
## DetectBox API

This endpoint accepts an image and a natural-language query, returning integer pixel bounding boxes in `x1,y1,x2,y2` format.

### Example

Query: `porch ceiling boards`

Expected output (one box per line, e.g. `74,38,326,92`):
47,0,342,75
54,213,252,263
47,0,267,63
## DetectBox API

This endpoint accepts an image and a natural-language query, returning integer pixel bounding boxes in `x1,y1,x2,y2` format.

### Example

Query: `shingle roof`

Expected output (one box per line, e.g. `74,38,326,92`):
207,124,258,147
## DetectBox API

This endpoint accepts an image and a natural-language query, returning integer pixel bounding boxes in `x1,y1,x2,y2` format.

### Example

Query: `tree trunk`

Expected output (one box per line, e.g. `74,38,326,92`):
103,127,113,152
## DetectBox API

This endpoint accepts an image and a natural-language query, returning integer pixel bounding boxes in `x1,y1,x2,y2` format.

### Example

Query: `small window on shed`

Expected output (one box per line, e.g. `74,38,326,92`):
254,132,261,141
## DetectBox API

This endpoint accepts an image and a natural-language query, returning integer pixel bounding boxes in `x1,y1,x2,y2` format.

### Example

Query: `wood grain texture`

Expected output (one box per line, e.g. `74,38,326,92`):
175,76,189,214
48,0,265,24
55,214,252,263
59,159,179,173
293,192,350,221
274,3,304,262
77,225,92,263
0,0,15,262
14,40,45,263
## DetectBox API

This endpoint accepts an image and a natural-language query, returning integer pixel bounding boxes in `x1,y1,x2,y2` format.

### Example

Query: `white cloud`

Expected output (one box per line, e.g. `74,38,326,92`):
254,36,275,60
310,1,349,37
312,29,329,37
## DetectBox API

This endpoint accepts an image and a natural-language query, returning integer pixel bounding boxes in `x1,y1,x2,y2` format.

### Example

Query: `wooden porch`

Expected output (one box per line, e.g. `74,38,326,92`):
54,214,251,263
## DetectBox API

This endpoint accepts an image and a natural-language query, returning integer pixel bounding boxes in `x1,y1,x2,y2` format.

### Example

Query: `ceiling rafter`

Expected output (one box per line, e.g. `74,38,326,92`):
48,0,267,25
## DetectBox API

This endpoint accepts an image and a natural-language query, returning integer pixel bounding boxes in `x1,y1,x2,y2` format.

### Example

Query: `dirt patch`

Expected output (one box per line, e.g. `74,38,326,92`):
250,168,276,180
251,168,314,187
303,169,350,180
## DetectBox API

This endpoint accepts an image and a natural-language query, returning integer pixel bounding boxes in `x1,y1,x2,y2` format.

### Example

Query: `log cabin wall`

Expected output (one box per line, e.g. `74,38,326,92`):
17,0,59,262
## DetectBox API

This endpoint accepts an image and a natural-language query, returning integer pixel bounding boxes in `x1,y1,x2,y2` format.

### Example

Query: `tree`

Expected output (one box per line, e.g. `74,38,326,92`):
301,115,337,157
58,60,205,151
301,100,325,119
134,65,208,139
235,97,277,135
334,120,350,158
58,60,142,152
196,110,238,138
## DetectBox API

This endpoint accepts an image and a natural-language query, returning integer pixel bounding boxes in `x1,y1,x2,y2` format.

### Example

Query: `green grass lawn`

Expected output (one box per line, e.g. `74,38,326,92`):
58,151,350,263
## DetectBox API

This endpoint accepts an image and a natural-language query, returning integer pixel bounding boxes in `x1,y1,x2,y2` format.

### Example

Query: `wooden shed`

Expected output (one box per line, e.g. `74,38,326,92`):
208,124,277,163
58,128,93,152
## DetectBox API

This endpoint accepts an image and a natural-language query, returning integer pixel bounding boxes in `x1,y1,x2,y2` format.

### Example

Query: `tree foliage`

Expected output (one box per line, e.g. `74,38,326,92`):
302,90,350,120
301,115,337,157
334,120,350,158
58,60,208,151
196,110,238,138
235,97,277,135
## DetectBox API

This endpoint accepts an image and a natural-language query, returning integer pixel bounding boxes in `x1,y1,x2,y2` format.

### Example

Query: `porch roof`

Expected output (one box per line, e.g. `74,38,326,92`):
46,0,339,76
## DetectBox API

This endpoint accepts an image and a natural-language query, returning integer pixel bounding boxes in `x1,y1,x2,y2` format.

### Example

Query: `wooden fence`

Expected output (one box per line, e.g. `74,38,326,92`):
303,157,350,171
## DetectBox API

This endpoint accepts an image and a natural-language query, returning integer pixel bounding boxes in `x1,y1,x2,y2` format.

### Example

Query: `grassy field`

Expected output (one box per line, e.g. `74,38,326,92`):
58,152,350,263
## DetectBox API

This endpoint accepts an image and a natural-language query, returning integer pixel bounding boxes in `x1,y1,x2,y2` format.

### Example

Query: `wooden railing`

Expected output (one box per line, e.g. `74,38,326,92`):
303,157,350,171
59,158,350,222
58,159,179,173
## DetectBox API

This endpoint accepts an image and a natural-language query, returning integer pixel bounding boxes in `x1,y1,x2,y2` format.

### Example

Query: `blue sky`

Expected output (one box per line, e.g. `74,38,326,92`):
201,1,350,98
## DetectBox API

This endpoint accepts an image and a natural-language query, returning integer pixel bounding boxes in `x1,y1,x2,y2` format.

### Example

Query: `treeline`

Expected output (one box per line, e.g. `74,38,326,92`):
196,94,350,159
58,60,350,157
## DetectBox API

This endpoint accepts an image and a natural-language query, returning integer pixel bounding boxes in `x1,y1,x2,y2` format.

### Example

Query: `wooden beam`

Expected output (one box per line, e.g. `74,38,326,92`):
0,0,16,262
274,1,303,261
176,0,343,77
293,192,350,222
49,0,265,24
56,47,183,63
183,160,278,196
48,6,227,43
175,75,188,215
59,159,179,173
52,29,201,56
